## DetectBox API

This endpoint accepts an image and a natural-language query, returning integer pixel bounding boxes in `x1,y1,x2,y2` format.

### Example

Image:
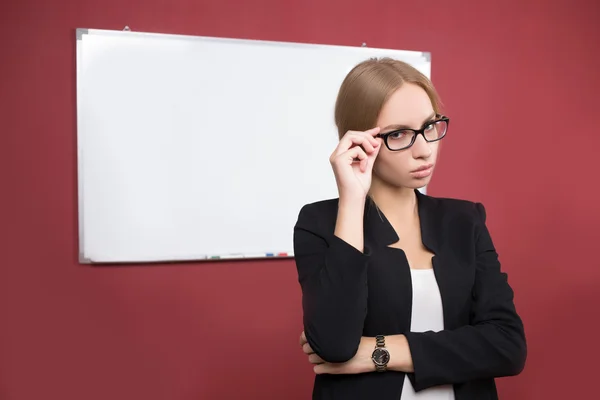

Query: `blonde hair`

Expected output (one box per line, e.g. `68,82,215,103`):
334,57,442,139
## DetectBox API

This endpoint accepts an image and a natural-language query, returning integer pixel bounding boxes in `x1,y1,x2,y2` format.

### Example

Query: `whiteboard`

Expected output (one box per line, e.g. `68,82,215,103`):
76,28,431,263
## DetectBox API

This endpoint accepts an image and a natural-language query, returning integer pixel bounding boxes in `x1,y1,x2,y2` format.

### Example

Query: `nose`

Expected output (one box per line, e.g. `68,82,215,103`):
411,133,432,159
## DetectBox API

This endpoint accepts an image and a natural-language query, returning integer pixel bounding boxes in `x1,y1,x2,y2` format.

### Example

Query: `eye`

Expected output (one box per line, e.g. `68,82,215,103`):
424,122,435,131
388,129,409,139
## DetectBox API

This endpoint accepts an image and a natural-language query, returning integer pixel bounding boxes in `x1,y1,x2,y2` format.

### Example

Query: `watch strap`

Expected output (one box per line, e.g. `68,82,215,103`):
374,335,388,372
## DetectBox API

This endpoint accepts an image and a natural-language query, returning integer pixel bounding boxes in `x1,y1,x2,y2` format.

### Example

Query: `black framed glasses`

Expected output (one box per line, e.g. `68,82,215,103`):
376,115,449,151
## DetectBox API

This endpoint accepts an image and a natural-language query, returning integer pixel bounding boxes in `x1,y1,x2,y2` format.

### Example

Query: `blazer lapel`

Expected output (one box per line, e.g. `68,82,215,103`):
415,189,441,254
363,189,442,253
361,190,464,331
416,190,462,330
363,197,399,251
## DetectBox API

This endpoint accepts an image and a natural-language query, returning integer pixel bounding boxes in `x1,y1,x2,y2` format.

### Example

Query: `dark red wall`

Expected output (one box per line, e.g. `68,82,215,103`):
2,0,599,399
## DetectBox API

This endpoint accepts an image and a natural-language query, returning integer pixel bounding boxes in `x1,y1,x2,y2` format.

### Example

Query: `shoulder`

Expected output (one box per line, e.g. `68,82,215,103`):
418,191,487,224
294,198,340,230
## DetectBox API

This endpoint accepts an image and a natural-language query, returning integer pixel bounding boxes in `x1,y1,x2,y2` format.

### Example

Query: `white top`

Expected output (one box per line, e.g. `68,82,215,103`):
400,269,455,400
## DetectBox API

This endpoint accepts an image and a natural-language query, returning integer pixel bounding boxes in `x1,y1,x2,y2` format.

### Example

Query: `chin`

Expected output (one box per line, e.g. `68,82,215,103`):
375,171,433,190
404,176,432,189
385,179,429,191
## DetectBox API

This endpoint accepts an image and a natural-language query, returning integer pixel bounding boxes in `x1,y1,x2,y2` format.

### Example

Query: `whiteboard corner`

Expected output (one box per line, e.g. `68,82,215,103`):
422,51,431,62
79,251,92,264
76,28,89,40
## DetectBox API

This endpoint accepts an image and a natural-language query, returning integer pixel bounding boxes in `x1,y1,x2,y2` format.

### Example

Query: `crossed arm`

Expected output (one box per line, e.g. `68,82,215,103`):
293,202,526,391
299,331,414,375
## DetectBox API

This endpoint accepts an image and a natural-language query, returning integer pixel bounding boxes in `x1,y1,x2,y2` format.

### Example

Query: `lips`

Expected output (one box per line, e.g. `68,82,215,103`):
411,164,434,173
410,164,435,179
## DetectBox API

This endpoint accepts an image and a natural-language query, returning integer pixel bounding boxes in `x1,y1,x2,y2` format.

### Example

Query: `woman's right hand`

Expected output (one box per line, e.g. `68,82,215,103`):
329,127,382,201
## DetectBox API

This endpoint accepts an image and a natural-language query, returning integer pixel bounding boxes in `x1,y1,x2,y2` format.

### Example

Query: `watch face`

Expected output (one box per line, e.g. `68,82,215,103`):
372,348,390,365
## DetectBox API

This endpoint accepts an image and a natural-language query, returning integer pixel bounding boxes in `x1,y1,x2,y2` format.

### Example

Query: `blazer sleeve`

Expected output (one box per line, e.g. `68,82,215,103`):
293,203,370,363
404,202,527,391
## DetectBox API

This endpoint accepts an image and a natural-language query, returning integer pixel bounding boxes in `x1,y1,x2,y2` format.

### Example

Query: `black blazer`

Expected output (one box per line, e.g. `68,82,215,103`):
293,189,526,400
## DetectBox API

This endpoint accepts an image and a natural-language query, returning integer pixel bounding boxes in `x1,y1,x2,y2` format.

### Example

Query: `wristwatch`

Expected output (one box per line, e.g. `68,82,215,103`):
371,335,390,372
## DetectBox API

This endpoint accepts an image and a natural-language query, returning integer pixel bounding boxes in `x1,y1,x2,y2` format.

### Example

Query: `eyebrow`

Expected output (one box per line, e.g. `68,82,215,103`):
381,112,437,131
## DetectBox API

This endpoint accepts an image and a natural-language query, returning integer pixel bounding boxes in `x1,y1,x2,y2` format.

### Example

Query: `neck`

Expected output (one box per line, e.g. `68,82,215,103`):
368,177,418,221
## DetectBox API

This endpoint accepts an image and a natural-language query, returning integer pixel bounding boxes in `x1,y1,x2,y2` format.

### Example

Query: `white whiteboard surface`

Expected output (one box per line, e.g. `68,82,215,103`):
76,28,431,263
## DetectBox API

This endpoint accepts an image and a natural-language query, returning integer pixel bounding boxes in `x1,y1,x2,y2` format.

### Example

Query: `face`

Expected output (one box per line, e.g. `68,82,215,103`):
373,83,440,190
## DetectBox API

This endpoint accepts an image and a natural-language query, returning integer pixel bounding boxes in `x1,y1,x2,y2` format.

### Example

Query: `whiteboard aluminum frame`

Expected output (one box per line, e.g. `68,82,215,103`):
75,28,431,264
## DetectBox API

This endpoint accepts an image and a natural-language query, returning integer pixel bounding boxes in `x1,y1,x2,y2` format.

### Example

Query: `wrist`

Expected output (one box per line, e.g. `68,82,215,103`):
362,337,377,373
335,197,366,252
338,194,366,211
387,334,414,373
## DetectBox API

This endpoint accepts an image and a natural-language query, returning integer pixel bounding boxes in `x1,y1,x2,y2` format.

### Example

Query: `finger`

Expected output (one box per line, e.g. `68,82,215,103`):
360,132,383,173
314,363,343,375
357,130,381,149
332,132,379,163
364,126,381,136
359,130,381,149
313,364,327,374
366,141,383,172
337,133,377,156
350,127,381,140
308,353,324,364
341,134,375,155
357,131,381,152
363,127,382,144
302,343,313,354
299,331,306,346
341,147,367,165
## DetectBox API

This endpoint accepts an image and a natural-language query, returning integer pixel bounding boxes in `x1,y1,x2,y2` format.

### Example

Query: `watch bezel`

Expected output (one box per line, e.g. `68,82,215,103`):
371,347,390,366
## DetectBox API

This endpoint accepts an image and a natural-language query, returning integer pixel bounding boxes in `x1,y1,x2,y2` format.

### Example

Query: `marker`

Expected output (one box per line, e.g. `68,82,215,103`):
210,254,242,259
207,252,294,260
243,254,269,259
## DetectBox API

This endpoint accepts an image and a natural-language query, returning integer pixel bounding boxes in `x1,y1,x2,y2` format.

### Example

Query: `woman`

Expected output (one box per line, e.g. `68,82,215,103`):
293,58,526,399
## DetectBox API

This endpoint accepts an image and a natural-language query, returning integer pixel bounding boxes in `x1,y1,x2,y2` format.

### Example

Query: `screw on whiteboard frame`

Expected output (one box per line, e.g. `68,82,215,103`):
361,42,367,47
123,26,131,31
